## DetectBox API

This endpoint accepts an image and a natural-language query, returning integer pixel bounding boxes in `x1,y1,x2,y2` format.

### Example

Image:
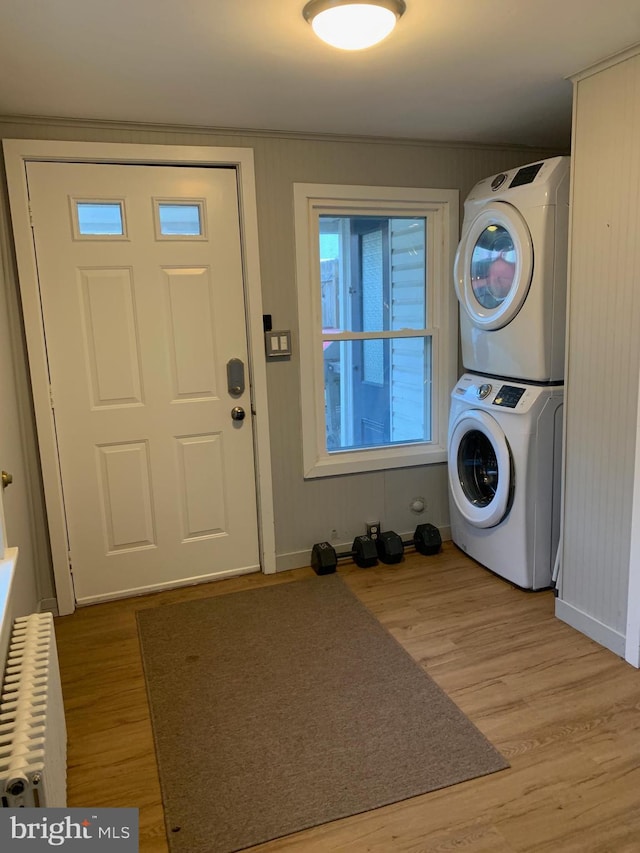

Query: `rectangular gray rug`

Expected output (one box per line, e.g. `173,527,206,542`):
137,575,508,852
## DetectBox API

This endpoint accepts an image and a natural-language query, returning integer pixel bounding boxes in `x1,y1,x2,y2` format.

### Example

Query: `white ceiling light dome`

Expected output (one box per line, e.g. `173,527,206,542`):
303,0,407,51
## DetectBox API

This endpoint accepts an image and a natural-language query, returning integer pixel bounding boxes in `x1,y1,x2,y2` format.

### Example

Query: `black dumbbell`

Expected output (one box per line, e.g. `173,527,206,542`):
376,531,405,564
376,523,442,564
311,535,379,575
412,523,442,556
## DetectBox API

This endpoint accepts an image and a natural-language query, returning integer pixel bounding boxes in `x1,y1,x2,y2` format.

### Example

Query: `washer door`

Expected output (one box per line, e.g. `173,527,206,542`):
448,409,512,528
454,201,533,330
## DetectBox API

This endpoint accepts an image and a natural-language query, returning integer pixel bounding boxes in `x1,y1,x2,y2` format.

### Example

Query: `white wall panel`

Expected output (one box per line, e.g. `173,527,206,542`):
560,48,640,644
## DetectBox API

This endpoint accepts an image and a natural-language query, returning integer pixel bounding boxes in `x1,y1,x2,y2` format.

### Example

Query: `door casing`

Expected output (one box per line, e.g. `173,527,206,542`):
3,139,276,615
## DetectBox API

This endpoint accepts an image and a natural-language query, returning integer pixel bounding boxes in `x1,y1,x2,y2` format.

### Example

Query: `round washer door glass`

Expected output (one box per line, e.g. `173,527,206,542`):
454,201,533,330
448,409,512,528
458,428,498,506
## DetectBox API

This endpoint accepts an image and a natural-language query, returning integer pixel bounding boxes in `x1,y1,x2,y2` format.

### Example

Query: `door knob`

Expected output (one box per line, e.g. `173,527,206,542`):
2,471,13,489
231,406,246,421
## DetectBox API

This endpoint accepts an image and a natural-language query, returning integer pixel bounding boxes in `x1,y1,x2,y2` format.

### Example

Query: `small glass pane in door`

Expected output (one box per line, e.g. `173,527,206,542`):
470,225,516,309
76,202,124,235
158,203,202,236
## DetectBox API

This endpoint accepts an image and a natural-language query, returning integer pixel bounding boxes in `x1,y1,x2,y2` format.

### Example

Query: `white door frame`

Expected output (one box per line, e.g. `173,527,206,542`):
3,139,276,616
625,379,640,668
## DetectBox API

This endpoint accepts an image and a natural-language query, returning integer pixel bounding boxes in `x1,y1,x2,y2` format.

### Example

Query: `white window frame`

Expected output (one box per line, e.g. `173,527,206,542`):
294,183,459,479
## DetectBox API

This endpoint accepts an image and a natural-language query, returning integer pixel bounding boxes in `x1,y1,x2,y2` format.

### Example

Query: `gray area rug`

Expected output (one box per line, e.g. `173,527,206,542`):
137,575,508,852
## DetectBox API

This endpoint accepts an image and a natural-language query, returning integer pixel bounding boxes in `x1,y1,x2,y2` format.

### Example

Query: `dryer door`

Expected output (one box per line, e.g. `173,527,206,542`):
454,201,533,331
448,409,512,528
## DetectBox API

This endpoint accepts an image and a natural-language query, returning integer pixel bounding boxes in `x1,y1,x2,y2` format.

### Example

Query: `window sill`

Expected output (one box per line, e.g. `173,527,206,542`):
304,444,447,479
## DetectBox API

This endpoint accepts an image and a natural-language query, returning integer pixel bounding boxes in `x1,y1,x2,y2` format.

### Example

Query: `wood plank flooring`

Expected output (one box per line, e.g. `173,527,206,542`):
54,543,640,852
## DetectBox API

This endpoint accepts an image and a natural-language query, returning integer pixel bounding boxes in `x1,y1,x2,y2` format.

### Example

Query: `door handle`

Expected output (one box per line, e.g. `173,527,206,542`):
2,471,13,489
231,406,246,421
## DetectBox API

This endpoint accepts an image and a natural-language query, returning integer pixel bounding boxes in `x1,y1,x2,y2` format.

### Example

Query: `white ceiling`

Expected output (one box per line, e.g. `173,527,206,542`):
1,1,639,150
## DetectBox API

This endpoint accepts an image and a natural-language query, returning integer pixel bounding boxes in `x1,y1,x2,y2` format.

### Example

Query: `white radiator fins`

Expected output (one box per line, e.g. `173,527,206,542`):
0,612,67,807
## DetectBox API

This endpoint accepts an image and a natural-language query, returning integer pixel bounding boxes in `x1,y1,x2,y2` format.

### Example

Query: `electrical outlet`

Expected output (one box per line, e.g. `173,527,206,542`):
366,522,381,540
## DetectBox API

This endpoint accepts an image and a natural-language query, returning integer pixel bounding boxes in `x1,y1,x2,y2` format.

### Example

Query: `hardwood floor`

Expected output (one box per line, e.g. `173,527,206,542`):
54,542,640,852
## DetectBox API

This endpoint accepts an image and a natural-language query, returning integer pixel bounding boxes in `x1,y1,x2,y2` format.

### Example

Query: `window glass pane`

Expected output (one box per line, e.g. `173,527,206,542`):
323,336,431,451
158,203,202,236
390,218,427,329
320,221,342,331
363,339,384,385
362,230,384,337
76,202,124,235
390,336,432,443
470,225,516,309
319,215,427,333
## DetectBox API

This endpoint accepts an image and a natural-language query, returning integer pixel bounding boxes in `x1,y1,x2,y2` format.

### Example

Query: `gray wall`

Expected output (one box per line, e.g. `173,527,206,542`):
0,116,557,599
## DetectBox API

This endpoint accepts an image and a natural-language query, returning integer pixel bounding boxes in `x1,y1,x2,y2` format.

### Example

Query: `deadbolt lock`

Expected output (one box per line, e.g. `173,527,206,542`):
227,358,245,397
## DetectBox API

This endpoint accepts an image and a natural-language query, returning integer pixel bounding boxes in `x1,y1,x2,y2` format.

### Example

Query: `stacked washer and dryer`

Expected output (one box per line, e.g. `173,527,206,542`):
448,157,570,590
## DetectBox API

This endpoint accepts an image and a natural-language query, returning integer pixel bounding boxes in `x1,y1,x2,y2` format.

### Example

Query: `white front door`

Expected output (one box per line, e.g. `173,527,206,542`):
26,161,260,603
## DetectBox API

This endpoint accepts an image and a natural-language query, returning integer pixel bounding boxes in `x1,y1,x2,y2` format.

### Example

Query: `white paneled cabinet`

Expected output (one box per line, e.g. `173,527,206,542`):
557,44,640,666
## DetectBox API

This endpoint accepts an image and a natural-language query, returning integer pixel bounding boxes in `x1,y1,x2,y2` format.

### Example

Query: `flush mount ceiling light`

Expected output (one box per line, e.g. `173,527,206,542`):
303,0,406,51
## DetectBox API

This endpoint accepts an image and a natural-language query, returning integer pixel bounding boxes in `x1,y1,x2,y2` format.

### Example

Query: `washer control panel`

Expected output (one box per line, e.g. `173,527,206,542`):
493,385,526,408
452,373,543,414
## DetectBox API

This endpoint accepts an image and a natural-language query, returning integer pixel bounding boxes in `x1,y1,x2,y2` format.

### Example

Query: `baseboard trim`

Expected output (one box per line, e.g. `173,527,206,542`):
555,598,626,658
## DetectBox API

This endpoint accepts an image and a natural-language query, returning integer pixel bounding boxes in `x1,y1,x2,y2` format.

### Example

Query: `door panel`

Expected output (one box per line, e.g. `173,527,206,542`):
97,440,156,552
80,267,143,406
165,268,217,398
26,161,260,602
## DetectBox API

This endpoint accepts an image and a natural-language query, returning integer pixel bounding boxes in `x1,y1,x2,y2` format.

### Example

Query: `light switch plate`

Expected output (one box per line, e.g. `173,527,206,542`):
265,330,292,358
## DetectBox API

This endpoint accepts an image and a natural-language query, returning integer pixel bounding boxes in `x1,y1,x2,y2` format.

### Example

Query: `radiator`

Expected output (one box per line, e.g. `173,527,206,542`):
0,612,67,807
